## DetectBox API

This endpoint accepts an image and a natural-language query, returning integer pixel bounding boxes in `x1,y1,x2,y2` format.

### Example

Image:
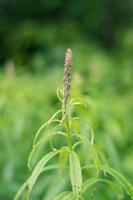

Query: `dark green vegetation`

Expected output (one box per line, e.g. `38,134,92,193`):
0,0,133,68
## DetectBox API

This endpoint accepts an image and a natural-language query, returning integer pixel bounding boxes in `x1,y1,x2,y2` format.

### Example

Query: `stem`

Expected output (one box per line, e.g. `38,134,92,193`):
65,115,72,150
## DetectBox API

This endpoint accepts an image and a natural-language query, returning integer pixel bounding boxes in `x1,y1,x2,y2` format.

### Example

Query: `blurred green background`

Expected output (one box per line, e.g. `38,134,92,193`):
0,0,133,199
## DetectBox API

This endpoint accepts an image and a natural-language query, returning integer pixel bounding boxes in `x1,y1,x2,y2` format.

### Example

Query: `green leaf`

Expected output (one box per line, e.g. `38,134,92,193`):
72,117,95,144
73,141,82,150
69,151,82,199
27,150,60,195
43,164,60,172
69,98,87,109
43,176,68,200
53,191,72,200
61,193,74,200
33,110,61,145
28,131,66,169
74,134,101,170
50,131,67,151
82,177,123,194
59,147,69,166
56,87,63,102
14,151,60,200
96,145,108,166
28,132,50,169
101,166,133,199
14,179,29,200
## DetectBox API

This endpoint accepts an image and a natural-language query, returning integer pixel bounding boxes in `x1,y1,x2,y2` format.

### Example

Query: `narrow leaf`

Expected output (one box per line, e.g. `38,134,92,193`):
33,110,61,145
27,150,60,195
74,134,100,170
53,191,72,200
82,177,123,194
69,151,82,199
14,179,29,200
101,166,133,199
28,132,50,169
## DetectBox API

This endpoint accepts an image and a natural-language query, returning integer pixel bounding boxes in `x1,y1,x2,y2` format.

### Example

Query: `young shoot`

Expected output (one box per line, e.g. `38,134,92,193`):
14,49,133,200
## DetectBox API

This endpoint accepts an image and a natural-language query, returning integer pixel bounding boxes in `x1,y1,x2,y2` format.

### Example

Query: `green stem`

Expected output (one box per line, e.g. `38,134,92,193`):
65,115,72,150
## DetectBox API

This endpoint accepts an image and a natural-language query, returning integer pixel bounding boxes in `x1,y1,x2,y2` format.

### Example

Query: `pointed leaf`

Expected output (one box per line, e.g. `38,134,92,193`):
53,191,72,200
13,179,29,200
82,177,123,194
28,150,60,195
101,166,133,199
74,134,100,170
33,110,61,145
69,151,82,199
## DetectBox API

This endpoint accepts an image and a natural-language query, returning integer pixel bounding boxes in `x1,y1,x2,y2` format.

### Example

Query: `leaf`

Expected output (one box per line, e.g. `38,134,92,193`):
28,132,50,169
82,162,133,199
96,145,108,175
59,147,69,166
82,177,123,194
101,166,133,199
82,164,95,171
72,119,79,135
69,151,82,199
28,131,66,169
73,141,82,150
43,164,60,172
33,110,62,145
14,151,60,200
72,117,94,144
74,134,100,170
53,191,72,200
69,98,87,109
50,131,67,151
61,193,74,200
43,176,68,200
27,150,60,195
96,145,108,166
56,87,63,102
13,179,29,200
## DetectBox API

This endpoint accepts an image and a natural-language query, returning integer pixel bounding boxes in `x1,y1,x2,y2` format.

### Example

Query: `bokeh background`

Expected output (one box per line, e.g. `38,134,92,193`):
0,0,133,199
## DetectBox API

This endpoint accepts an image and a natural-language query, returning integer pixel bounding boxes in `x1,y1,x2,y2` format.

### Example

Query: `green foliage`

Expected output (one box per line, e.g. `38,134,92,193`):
69,151,82,199
0,0,133,66
10,58,133,200
0,47,133,200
